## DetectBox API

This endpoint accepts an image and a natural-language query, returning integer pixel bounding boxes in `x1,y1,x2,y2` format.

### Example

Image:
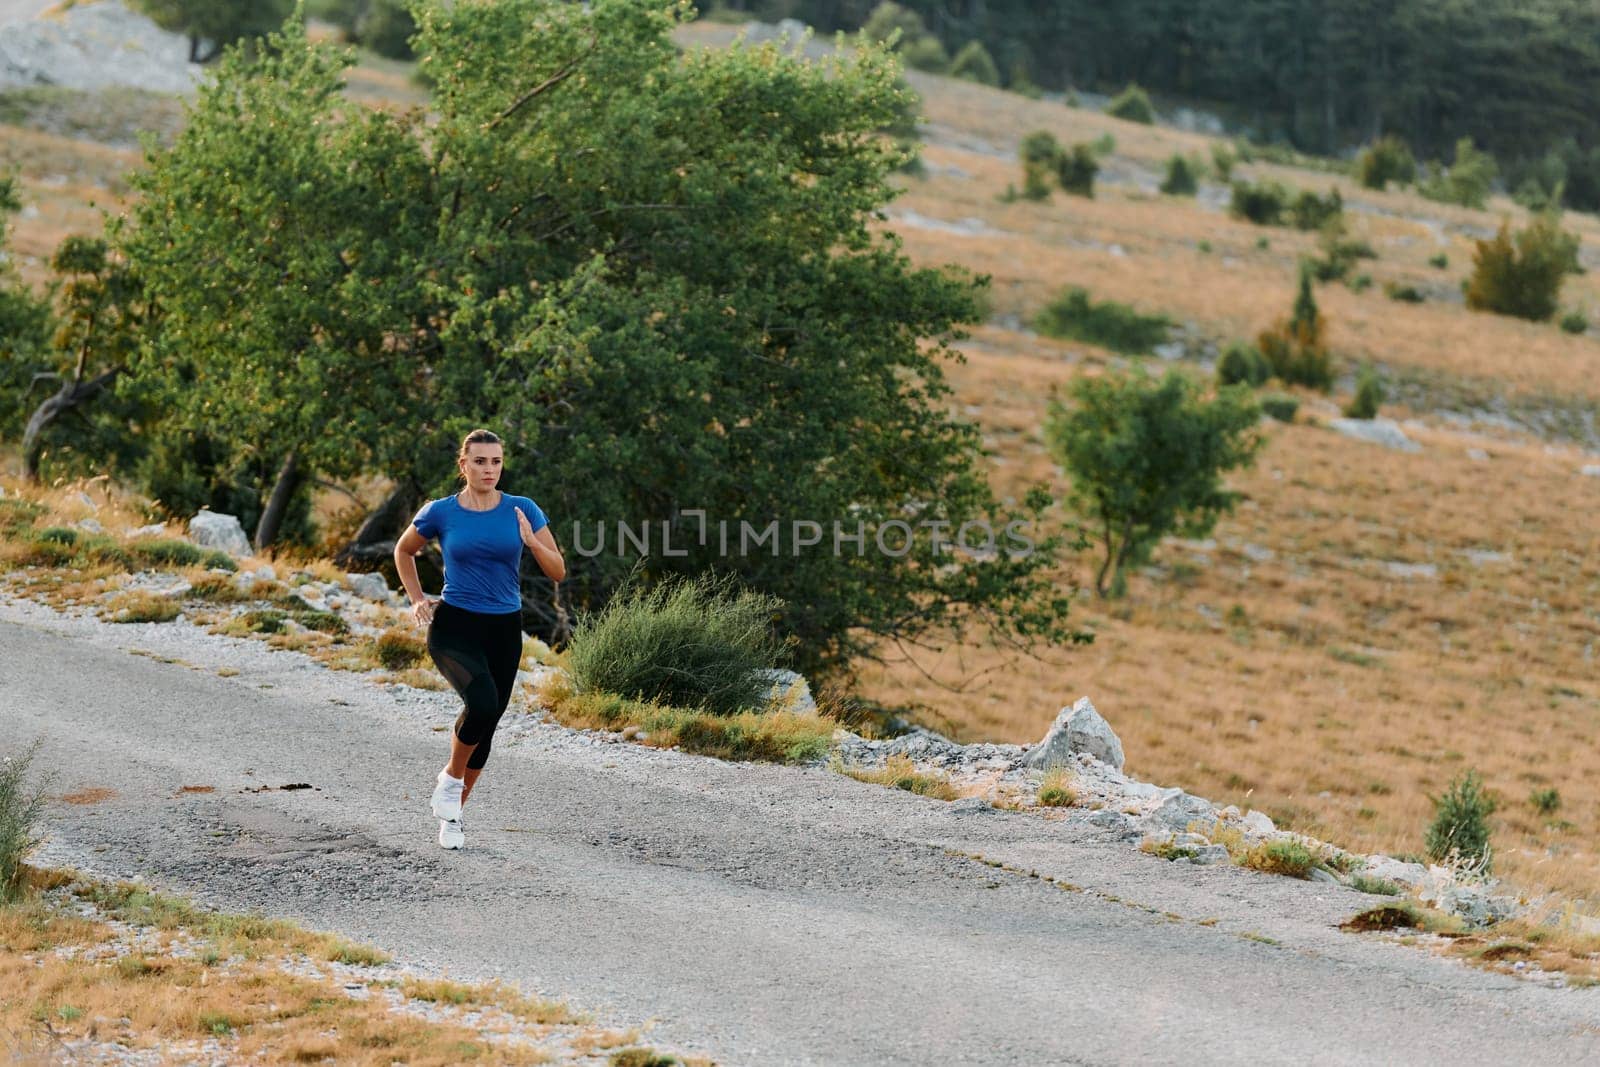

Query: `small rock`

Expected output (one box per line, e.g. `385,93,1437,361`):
1307,867,1340,885
1024,696,1125,771
1144,791,1218,834
1383,561,1437,580
188,511,251,557
345,572,390,601
1327,418,1421,453
949,797,993,815
1087,809,1135,833
253,564,277,583
1363,855,1428,890
127,523,167,539
1190,844,1231,866
76,517,103,534
1241,543,1275,563
1241,810,1275,836
76,490,98,512
753,668,817,714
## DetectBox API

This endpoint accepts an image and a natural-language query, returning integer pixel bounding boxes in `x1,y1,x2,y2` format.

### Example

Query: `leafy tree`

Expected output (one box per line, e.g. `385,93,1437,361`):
117,3,1082,678
133,0,294,62
1046,370,1262,598
949,40,999,86
1465,216,1573,322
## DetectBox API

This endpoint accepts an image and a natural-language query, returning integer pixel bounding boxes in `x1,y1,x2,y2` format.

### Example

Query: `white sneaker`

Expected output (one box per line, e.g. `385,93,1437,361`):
438,817,464,850
430,769,464,821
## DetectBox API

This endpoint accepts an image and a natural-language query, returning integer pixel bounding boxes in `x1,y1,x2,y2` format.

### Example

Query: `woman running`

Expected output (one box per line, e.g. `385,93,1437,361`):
394,428,566,849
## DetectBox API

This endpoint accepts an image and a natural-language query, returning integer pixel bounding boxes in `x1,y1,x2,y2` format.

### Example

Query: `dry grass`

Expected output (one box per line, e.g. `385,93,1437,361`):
1036,764,1077,807
834,754,959,801
0,867,622,1065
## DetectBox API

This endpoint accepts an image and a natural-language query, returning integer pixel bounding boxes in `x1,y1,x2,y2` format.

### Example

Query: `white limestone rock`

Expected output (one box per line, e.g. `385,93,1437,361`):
1024,697,1125,771
188,510,251,557
1327,417,1421,453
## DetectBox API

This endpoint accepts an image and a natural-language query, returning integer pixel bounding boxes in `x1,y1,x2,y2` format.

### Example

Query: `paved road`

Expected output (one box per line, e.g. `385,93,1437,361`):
4,597,1599,1066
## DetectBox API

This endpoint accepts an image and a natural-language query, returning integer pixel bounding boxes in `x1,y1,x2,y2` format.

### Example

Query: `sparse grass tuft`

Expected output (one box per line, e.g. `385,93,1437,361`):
376,627,429,669
1036,764,1077,807
104,590,182,624
1348,874,1404,896
1241,838,1317,878
611,1049,678,1067
835,754,958,800
553,689,834,764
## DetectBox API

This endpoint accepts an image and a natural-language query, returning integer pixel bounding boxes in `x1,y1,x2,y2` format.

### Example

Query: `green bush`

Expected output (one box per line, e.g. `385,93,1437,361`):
1560,310,1588,334
1044,370,1262,597
949,40,999,86
567,572,788,718
1383,281,1423,303
1530,787,1561,815
1106,83,1155,124
1343,364,1384,419
1428,253,1449,269
1425,770,1493,872
1308,224,1376,283
1355,135,1416,190
1209,143,1236,182
1243,838,1317,878
1421,138,1497,209
1465,217,1573,322
1018,130,1062,201
901,35,949,73
1057,143,1098,198
1258,264,1334,391
1216,342,1270,387
1289,187,1343,231
293,609,349,635
1347,272,1372,293
1033,287,1170,354
0,740,47,903
1259,393,1300,423
1090,132,1116,158
1229,180,1288,225
1160,154,1198,197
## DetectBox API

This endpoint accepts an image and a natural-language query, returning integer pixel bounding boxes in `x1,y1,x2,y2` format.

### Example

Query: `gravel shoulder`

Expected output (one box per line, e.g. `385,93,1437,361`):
5,594,1600,1066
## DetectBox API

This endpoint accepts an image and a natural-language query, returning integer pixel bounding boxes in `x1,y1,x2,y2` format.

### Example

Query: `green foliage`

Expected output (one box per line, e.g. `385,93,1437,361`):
949,40,999,86
1215,342,1270,388
1106,83,1154,124
1355,135,1416,190
1045,370,1263,597
1288,188,1343,232
1348,874,1404,897
1465,217,1573,322
1560,310,1589,334
1343,364,1384,420
1159,154,1198,197
1421,138,1498,209
1308,223,1375,282
133,0,294,62
900,35,949,73
0,740,47,903
610,1048,679,1067
1018,130,1062,200
1425,769,1494,872
1347,273,1372,293
1259,393,1300,423
1229,180,1288,226
567,572,788,717
1033,288,1169,354
1209,142,1235,182
837,754,957,799
1258,264,1334,391
1428,253,1449,269
1090,132,1115,158
1530,787,1561,815
1056,143,1098,198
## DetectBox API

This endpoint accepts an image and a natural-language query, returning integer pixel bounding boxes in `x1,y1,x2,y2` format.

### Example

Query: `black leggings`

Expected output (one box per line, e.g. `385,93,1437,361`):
427,601,523,770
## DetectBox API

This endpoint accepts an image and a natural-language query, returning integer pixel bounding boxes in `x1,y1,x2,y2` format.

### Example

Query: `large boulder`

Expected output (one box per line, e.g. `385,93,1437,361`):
188,510,251,557
1143,790,1218,834
1024,697,1125,771
345,571,392,602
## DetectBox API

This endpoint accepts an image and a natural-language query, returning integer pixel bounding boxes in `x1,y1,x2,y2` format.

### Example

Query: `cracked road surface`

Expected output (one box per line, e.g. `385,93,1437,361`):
4,598,1599,1065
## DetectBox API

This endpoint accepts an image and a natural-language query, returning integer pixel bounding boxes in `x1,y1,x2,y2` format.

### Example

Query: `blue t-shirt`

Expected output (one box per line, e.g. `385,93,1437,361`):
412,493,549,614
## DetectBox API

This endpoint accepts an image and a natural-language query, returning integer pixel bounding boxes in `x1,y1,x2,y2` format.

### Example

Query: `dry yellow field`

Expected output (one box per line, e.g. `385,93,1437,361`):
6,26,1600,903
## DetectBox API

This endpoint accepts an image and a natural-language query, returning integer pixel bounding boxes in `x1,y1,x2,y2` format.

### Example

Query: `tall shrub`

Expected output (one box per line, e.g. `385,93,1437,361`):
1160,154,1198,196
1425,770,1494,872
1355,135,1416,190
1057,143,1098,198
1258,264,1333,390
1465,217,1572,321
1421,138,1498,209
1106,83,1155,124
1019,129,1062,201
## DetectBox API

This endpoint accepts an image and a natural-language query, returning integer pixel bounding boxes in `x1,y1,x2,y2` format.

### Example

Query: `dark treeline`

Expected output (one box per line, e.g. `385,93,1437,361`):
728,0,1600,164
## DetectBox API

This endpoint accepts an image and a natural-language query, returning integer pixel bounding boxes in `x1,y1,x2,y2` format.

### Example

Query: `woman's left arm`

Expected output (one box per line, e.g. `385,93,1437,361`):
517,508,566,582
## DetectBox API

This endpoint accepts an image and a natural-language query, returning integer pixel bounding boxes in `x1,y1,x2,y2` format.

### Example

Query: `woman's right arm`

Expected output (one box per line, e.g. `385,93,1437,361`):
394,524,435,626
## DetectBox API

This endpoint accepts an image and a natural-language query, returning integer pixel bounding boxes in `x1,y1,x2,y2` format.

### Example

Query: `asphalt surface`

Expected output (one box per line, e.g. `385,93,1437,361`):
4,595,1599,1066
